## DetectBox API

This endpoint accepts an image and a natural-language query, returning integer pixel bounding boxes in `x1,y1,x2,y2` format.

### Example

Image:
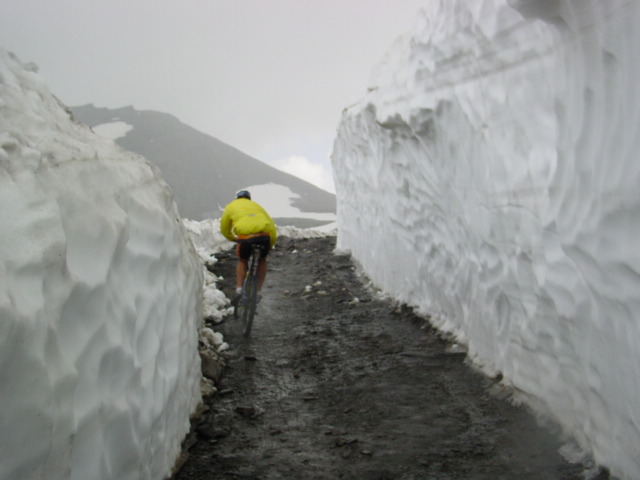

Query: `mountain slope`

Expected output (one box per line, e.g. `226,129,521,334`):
71,104,336,224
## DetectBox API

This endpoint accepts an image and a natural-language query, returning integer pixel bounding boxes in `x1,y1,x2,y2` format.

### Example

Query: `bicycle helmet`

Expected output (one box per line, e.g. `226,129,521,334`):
236,190,251,200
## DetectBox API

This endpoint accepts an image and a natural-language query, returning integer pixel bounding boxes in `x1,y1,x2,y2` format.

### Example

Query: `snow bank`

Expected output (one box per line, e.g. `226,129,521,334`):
331,1,640,478
183,218,230,263
277,223,337,238
183,219,232,324
0,49,203,480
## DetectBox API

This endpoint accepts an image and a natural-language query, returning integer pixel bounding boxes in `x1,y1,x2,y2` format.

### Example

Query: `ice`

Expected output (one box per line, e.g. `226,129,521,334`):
0,49,203,480
331,1,640,478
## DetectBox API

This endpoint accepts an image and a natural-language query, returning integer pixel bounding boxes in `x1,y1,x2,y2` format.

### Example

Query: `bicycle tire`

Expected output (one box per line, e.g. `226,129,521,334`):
241,246,262,337
242,274,258,337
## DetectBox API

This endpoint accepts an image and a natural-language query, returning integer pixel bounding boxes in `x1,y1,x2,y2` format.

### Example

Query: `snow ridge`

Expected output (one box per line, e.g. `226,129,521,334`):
332,1,640,478
0,49,202,480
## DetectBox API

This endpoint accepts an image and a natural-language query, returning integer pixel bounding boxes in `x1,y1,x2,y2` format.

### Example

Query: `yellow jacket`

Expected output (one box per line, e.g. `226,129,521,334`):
220,198,277,247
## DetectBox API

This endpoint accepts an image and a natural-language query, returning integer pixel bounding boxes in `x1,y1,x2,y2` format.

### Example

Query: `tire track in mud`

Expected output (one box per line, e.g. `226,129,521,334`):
172,236,601,480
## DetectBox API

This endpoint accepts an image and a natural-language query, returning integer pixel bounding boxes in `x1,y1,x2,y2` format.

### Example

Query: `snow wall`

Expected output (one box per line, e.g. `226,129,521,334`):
331,1,640,478
0,49,203,480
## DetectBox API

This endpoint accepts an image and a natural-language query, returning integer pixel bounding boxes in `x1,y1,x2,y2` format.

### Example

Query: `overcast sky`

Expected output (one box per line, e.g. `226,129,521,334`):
1,0,425,193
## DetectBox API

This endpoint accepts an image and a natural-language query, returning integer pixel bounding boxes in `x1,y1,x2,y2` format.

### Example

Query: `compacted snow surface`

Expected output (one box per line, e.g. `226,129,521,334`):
332,1,640,478
0,50,203,480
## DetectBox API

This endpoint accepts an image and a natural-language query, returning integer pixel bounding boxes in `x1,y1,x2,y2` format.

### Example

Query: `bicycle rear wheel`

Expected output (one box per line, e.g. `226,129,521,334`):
241,274,258,337
233,297,239,320
241,247,261,337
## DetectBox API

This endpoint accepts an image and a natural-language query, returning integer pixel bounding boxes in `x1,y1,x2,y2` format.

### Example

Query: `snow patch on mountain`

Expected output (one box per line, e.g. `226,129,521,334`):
93,120,134,140
242,183,336,223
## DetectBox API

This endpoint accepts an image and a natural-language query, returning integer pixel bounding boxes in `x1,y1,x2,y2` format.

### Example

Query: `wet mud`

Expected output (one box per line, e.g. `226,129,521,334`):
172,236,602,480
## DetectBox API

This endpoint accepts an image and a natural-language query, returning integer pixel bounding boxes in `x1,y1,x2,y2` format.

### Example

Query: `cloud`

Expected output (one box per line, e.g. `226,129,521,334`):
271,155,335,194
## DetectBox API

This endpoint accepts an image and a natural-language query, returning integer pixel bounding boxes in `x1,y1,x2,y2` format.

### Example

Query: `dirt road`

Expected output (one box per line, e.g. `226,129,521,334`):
172,236,601,480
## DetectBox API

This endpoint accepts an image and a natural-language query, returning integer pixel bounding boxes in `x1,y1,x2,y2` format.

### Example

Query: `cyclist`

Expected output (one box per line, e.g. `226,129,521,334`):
220,190,277,305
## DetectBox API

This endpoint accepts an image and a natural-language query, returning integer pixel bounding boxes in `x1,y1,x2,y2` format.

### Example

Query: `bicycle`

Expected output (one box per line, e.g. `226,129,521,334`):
233,242,263,337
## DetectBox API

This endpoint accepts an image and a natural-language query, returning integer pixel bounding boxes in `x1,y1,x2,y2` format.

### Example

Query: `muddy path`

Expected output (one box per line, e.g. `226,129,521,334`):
172,236,598,480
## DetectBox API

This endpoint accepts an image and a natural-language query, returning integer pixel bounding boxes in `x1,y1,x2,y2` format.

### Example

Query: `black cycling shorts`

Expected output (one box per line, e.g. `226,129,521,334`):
236,235,271,260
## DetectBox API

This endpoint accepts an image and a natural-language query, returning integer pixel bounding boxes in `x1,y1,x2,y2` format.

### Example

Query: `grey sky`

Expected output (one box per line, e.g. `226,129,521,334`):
1,0,425,192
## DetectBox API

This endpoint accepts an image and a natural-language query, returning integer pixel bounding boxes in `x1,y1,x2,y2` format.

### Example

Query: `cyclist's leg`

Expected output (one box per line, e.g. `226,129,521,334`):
236,258,248,290
255,236,271,291
234,241,251,301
